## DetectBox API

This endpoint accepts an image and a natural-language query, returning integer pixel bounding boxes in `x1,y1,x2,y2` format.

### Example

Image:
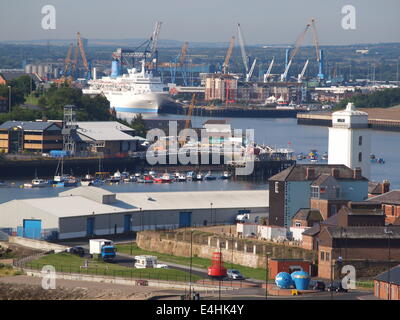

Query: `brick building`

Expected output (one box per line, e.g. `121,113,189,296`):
268,164,369,227
368,190,400,225
374,265,400,300
268,259,314,279
317,226,400,279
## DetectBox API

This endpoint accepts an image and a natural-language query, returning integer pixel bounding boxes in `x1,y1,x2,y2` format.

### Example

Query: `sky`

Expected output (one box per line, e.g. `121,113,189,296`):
0,0,399,45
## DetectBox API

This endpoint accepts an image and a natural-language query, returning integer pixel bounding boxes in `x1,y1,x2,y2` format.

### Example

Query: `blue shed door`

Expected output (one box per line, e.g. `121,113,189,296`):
179,212,192,228
124,214,132,233
87,217,95,236
23,219,42,239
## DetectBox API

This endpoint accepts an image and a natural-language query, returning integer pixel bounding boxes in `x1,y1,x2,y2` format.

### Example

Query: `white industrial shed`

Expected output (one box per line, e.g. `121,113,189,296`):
0,187,269,240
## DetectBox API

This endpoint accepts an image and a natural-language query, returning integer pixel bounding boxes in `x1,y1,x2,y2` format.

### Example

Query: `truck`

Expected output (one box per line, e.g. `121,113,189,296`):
89,239,116,262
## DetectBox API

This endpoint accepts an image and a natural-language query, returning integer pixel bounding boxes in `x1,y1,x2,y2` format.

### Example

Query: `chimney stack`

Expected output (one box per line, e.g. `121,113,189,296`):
353,167,362,180
331,168,339,178
306,167,316,180
382,180,390,194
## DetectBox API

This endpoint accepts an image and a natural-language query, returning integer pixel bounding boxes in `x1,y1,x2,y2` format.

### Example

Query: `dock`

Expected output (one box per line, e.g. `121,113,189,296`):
297,107,400,132
160,104,300,118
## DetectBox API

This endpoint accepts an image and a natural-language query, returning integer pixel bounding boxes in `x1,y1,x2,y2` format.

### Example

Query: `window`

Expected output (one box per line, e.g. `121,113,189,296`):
311,186,319,198
326,252,330,261
358,152,362,162
295,222,301,227
275,181,279,193
359,136,363,146
320,251,325,261
337,118,345,123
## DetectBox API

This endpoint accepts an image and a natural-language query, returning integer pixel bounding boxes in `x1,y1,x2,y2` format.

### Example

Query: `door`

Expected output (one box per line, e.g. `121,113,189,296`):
87,217,95,236
124,214,132,233
23,219,42,239
179,212,192,228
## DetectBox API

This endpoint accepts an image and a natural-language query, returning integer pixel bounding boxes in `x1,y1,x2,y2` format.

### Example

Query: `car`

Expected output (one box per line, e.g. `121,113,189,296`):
327,281,348,293
226,269,245,280
155,264,169,269
69,246,85,257
309,280,326,291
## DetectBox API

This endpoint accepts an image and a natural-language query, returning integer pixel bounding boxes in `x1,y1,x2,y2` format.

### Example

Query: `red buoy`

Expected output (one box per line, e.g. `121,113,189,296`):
207,252,227,278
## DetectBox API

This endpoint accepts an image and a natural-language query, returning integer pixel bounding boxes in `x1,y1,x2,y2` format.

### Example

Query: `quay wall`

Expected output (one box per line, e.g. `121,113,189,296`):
160,104,300,118
297,113,400,132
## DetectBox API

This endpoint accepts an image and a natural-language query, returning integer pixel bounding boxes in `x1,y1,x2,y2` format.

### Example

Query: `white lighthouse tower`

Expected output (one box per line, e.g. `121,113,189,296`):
328,102,370,179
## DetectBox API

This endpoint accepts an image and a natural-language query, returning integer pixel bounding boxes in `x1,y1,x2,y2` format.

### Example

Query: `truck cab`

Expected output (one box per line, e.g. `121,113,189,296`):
89,239,116,262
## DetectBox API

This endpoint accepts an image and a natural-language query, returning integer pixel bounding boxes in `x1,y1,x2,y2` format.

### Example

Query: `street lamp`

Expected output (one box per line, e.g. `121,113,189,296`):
7,86,11,113
189,229,194,300
265,251,271,300
210,202,213,226
384,227,393,300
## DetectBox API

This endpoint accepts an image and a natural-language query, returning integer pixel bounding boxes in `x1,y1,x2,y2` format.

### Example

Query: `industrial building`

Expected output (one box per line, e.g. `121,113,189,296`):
0,187,269,240
374,265,400,300
0,120,63,153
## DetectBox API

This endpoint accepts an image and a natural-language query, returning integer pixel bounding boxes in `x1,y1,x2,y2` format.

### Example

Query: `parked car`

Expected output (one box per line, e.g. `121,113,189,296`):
309,280,326,291
327,281,348,293
69,246,85,257
226,269,245,280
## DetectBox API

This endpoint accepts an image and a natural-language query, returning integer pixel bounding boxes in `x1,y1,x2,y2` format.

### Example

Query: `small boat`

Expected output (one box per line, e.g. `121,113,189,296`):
149,170,156,177
322,152,328,161
219,171,232,180
0,181,7,187
134,172,142,178
108,170,122,183
174,172,180,180
177,174,187,182
193,172,204,181
205,171,217,181
121,171,130,179
161,173,173,183
310,159,318,164
31,178,48,187
153,176,163,183
81,174,94,186
186,171,195,181
143,174,154,183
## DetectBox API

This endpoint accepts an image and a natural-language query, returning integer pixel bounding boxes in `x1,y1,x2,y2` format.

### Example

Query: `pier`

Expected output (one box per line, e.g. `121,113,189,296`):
297,108,400,132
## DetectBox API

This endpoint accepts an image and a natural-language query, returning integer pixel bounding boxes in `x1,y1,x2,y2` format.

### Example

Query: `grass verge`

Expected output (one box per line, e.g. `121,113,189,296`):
26,252,201,282
116,242,270,280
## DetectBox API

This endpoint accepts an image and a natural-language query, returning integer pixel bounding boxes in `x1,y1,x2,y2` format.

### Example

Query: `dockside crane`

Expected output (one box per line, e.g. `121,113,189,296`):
147,21,162,70
222,36,235,74
77,32,90,79
297,59,309,83
237,23,256,82
179,93,196,147
280,18,322,82
263,57,274,82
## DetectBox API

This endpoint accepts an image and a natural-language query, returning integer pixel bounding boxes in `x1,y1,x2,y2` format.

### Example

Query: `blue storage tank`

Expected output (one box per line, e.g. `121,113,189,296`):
275,272,294,289
291,271,311,290
111,60,121,78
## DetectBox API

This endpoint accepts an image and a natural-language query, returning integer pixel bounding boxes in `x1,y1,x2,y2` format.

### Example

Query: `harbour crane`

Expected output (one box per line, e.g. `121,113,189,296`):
297,59,309,83
263,57,274,82
246,58,257,82
237,23,256,81
63,43,73,76
280,18,321,82
147,21,162,70
77,32,90,79
222,36,235,74
237,23,249,74
179,93,196,146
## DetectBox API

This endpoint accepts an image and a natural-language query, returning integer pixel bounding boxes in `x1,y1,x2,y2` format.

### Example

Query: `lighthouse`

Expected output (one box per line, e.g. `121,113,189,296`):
328,102,371,179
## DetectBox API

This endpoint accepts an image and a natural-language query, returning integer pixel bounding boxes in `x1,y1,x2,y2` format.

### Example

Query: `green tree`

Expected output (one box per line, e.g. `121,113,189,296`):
0,85,25,108
130,113,147,137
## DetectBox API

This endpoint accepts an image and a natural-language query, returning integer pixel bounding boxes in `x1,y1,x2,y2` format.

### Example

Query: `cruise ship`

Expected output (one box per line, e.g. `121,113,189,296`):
82,60,173,118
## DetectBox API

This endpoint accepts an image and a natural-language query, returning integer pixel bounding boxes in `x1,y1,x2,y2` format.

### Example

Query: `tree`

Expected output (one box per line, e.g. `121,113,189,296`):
0,85,25,107
130,113,147,137
9,75,36,96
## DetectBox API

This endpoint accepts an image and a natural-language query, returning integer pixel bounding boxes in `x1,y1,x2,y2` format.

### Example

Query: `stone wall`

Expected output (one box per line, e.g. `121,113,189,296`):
8,236,69,253
136,231,315,269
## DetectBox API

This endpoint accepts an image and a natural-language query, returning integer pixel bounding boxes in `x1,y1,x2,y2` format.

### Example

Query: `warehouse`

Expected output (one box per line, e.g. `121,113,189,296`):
0,186,268,240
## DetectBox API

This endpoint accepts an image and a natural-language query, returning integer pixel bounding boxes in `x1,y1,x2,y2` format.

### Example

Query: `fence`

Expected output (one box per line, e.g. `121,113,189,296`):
19,261,197,283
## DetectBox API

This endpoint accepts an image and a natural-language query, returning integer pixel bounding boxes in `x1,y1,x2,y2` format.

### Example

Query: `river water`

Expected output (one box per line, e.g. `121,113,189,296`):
0,116,398,204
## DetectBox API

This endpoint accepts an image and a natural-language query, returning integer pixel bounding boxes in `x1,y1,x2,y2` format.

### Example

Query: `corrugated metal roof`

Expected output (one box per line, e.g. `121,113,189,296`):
0,120,60,131
1,188,269,218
